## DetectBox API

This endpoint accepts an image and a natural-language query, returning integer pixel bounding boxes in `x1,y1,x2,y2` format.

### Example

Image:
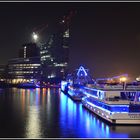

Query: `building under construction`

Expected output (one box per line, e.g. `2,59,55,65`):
38,11,75,83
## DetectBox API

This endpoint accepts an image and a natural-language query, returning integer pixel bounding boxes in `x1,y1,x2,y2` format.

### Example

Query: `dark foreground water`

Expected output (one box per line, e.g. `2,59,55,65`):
0,88,140,138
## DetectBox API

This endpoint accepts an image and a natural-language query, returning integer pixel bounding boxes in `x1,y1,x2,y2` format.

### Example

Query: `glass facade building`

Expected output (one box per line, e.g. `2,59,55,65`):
38,24,70,83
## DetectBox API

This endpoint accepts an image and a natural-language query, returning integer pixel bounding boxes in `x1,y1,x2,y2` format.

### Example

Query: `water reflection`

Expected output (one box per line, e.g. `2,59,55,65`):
0,88,139,138
59,91,131,138
59,91,111,138
26,105,41,138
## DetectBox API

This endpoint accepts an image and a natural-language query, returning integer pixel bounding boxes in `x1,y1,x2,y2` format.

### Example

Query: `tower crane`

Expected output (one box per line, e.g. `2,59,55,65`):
59,10,77,27
31,10,76,42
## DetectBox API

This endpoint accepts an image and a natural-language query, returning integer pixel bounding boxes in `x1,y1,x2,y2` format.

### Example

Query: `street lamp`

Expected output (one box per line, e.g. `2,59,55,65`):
120,76,127,90
120,77,127,83
32,32,38,42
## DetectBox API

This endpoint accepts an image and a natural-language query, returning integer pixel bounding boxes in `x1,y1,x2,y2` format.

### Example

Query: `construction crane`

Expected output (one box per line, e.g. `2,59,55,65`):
32,22,48,34
59,10,77,27
31,10,76,42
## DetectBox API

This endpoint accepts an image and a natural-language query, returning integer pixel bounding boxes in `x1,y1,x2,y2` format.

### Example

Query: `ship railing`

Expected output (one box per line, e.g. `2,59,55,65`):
85,84,140,91
126,85,140,90
97,86,140,91
102,97,130,105
94,85,124,90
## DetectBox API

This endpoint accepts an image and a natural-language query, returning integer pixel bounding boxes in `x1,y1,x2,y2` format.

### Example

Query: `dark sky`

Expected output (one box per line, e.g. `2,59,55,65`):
0,2,140,79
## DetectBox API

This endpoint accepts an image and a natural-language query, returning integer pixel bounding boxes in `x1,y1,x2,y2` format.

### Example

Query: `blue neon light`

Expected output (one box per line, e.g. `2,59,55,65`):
85,97,129,107
87,101,111,114
35,84,40,88
86,101,128,114
77,66,88,77
84,91,98,99
84,86,104,92
83,95,130,114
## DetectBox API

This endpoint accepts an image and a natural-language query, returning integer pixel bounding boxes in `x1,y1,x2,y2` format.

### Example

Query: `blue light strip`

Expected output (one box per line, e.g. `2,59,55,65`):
86,101,129,114
84,91,98,99
85,96,129,107
86,101,111,114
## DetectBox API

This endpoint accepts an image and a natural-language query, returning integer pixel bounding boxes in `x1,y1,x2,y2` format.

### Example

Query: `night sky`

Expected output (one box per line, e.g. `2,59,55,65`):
0,2,140,79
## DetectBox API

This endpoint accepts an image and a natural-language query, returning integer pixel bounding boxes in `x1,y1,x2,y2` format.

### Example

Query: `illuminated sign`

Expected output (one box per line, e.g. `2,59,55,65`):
77,66,88,77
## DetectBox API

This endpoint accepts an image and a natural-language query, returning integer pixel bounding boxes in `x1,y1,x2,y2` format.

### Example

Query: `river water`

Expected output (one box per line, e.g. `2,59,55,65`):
0,87,139,138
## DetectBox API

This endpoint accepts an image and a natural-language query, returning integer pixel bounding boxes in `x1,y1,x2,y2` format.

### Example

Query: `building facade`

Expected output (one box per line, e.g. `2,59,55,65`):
38,23,70,83
6,43,41,84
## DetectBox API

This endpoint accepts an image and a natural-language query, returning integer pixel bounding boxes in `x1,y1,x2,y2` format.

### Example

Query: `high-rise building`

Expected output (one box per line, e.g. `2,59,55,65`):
38,22,70,83
5,12,74,84
36,11,76,83
39,35,54,65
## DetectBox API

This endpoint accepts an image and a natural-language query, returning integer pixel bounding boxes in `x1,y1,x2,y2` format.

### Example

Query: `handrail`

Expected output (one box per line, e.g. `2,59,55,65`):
86,84,140,91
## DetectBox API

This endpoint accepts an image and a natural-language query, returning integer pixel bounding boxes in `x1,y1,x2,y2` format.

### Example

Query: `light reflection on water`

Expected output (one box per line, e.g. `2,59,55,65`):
0,88,139,138
59,92,111,138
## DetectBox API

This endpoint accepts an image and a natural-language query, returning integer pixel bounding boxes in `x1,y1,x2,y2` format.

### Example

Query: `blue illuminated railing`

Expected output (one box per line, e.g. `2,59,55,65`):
85,97,129,112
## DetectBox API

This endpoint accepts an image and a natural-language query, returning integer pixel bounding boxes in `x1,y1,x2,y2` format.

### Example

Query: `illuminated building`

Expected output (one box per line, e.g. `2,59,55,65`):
39,35,54,65
6,57,41,84
4,11,74,84
38,23,70,83
6,43,41,84
6,31,69,84
35,11,76,83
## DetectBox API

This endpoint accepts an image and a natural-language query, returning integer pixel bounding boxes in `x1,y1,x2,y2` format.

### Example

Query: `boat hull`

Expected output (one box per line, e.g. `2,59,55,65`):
82,100,140,124
67,92,82,101
67,88,85,101
17,83,40,88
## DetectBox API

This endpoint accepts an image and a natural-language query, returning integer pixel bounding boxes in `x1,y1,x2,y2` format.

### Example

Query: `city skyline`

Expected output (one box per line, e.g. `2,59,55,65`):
0,2,140,79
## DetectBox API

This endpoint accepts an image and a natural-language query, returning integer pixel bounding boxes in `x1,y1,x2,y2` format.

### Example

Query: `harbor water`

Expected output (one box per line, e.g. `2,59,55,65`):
0,87,140,138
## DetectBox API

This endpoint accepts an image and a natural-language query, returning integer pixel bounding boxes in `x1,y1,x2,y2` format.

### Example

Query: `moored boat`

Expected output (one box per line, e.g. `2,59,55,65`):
82,83,140,124
17,81,40,88
61,80,69,93
61,66,94,101
67,84,85,101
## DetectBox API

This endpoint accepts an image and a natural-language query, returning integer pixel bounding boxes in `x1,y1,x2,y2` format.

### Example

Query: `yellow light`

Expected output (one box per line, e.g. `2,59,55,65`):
120,77,127,82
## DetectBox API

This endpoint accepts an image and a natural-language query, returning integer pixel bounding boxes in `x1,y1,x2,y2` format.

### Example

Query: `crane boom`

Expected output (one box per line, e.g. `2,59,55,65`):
32,22,48,34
